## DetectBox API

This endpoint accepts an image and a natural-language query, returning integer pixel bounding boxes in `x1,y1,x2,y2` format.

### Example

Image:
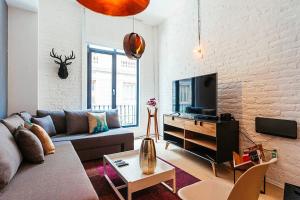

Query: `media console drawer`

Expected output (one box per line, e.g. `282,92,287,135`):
164,116,185,129
185,120,216,137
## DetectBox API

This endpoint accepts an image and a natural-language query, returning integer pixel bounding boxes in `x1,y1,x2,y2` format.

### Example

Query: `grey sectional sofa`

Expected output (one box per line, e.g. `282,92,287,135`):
1,142,98,200
36,109,134,161
0,109,135,200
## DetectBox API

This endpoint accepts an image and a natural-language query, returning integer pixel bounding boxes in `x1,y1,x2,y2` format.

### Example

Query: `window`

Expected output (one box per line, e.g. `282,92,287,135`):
87,45,139,127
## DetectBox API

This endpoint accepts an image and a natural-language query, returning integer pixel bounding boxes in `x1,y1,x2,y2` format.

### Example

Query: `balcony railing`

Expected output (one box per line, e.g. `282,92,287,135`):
92,104,137,127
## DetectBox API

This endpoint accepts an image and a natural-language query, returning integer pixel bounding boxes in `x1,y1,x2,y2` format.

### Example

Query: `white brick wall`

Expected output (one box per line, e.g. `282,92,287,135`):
158,0,300,187
39,0,83,110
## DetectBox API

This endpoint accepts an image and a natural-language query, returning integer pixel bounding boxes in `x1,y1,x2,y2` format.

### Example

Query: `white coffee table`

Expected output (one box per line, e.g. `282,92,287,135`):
103,150,176,200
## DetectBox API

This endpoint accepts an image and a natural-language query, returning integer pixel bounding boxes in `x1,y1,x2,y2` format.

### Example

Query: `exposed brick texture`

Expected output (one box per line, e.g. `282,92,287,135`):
158,0,300,187
39,0,83,110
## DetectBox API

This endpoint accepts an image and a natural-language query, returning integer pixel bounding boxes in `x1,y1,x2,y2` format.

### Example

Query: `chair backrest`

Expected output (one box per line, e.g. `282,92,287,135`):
228,158,277,200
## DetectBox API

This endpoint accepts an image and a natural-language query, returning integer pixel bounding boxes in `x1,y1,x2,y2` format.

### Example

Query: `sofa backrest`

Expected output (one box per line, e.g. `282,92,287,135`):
17,109,121,136
1,114,25,134
37,110,66,134
0,120,23,190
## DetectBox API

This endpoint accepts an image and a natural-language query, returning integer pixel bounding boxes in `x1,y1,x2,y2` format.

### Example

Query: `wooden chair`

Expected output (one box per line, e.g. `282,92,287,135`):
178,158,277,200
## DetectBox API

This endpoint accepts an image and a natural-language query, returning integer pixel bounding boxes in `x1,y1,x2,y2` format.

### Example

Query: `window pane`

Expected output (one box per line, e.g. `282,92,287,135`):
91,52,112,110
89,44,114,52
116,55,138,126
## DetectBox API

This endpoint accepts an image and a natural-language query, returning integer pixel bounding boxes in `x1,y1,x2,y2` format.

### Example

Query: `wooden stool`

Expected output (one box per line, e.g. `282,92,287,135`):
146,107,159,142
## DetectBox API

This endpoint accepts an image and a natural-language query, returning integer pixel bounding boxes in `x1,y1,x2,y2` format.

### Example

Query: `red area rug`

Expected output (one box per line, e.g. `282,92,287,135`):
83,158,200,200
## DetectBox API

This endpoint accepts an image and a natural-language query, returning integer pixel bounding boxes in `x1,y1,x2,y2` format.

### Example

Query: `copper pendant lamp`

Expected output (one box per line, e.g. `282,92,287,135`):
123,32,146,60
77,0,150,16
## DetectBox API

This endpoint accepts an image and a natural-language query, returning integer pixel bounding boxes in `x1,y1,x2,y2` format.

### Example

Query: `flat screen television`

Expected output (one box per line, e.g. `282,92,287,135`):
172,73,217,116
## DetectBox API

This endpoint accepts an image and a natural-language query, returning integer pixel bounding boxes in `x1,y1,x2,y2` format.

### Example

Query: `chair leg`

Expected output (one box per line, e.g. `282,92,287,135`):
261,176,266,194
211,162,217,177
165,142,170,150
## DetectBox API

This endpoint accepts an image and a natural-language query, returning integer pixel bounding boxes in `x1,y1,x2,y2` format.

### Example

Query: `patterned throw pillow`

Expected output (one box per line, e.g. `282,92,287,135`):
87,112,109,134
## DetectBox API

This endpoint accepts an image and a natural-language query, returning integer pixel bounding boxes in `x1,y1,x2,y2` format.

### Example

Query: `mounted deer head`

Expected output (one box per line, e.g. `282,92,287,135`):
50,48,76,79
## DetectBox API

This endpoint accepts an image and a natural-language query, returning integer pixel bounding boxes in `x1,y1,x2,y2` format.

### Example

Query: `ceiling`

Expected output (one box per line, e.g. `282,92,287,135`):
5,0,38,12
4,0,183,26
135,0,184,26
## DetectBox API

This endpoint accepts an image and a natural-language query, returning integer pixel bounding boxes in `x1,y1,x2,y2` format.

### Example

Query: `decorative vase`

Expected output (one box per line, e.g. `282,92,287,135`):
139,137,157,174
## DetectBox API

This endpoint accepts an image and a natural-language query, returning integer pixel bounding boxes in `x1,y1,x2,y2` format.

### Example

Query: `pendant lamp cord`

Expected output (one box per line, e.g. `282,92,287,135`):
133,16,135,33
197,0,201,48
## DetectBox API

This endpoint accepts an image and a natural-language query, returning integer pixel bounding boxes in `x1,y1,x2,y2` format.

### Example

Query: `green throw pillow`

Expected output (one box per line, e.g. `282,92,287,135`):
87,112,109,134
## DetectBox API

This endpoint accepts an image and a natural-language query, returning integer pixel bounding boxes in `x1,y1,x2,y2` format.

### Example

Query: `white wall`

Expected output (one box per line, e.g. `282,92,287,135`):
8,7,38,115
157,0,300,187
38,0,156,136
38,0,83,110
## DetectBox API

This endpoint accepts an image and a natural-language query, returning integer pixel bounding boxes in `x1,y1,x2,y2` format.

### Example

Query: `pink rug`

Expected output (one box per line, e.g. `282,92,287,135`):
83,158,200,200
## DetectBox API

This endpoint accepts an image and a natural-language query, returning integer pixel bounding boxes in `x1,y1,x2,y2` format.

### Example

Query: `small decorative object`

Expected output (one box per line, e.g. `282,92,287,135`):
147,98,157,107
50,48,76,79
139,137,157,174
123,32,146,60
243,144,265,162
146,98,159,142
77,0,150,17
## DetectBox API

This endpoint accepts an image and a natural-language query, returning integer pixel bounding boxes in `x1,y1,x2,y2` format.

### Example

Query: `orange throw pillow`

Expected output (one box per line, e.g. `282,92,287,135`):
30,124,55,155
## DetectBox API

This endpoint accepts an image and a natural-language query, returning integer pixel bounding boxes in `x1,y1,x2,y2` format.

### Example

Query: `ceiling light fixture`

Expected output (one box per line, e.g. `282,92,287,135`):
123,16,146,60
77,0,150,16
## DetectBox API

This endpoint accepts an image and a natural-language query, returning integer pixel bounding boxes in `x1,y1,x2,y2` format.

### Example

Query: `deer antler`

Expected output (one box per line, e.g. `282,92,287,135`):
64,51,76,65
50,48,63,64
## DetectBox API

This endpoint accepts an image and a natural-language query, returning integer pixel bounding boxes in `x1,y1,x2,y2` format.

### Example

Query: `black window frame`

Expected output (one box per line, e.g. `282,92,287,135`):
87,45,139,127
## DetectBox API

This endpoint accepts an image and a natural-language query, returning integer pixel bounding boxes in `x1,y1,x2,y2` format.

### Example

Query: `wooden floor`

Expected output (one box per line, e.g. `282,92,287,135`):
134,139,284,200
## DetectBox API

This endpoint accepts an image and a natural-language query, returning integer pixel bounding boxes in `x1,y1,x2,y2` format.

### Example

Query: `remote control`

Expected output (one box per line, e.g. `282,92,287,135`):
118,163,129,167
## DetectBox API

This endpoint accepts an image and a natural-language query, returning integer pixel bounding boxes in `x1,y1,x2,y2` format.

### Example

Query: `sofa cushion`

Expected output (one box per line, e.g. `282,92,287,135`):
65,110,89,134
106,109,121,128
1,114,24,134
32,116,56,136
52,128,134,150
87,112,109,134
0,123,23,190
15,127,44,164
0,142,98,200
37,110,66,134
19,112,32,123
30,124,55,155
93,109,121,129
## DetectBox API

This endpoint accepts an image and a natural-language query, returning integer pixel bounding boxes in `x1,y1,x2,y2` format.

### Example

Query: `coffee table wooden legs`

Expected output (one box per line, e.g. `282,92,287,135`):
161,169,176,194
127,183,132,200
104,157,126,200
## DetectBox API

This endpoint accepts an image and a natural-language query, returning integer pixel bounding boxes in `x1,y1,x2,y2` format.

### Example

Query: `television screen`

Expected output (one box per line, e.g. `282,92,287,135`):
172,73,217,116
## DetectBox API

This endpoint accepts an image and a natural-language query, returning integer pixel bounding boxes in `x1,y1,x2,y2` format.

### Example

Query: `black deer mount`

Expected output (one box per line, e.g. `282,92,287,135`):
50,48,76,79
